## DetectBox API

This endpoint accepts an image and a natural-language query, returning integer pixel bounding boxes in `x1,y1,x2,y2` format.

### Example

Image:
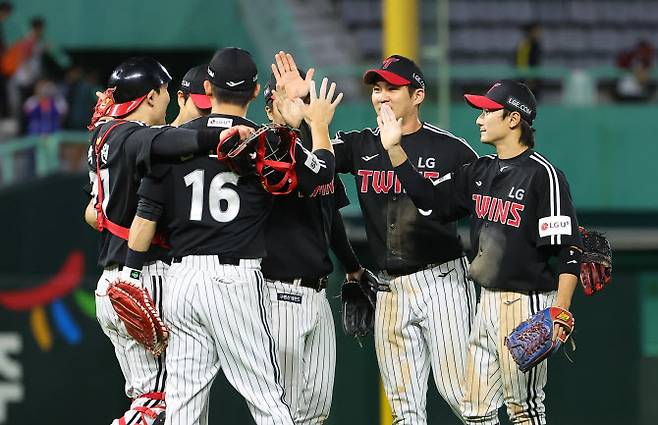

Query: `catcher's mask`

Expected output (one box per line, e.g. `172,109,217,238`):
217,124,298,195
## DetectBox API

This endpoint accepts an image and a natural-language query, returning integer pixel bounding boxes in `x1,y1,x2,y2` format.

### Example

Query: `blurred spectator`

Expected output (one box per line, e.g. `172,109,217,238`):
62,66,101,130
24,78,67,135
16,78,67,179
7,17,48,123
515,22,542,99
614,40,655,102
0,1,13,118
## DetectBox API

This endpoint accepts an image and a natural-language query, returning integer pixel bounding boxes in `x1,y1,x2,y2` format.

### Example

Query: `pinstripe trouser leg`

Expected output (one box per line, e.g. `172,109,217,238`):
95,261,168,425
462,288,556,425
163,256,294,425
265,280,336,424
375,257,476,425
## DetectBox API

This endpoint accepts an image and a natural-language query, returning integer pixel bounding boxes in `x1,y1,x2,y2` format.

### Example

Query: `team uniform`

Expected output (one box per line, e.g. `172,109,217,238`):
137,113,335,425
395,149,583,425
261,123,347,423
86,120,177,424
333,123,478,423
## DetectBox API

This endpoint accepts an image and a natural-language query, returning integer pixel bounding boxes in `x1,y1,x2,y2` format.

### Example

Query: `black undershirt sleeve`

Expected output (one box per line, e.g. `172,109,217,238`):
150,128,221,156
330,210,361,274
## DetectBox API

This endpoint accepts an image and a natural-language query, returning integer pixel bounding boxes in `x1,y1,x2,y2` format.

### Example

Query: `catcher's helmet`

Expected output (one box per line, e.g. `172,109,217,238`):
105,57,172,117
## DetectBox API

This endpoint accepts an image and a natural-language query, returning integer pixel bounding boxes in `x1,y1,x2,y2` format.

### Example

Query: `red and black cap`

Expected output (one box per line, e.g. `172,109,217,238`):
464,80,537,124
207,47,258,92
363,55,425,89
106,57,172,117
180,64,211,110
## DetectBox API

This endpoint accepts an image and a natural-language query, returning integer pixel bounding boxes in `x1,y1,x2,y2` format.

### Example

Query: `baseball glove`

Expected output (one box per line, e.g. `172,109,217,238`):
341,269,389,337
216,127,257,177
505,307,574,373
579,226,612,296
107,268,169,357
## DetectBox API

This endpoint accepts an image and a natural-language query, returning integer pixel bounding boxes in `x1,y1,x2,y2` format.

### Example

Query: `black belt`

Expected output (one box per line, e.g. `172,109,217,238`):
385,263,437,278
279,276,328,292
172,255,241,266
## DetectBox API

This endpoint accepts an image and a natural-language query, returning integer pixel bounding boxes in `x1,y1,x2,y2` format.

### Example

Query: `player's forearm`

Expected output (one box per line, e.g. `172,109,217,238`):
309,121,334,154
128,216,157,253
387,145,408,167
555,273,578,310
394,159,441,211
151,128,220,157
330,211,361,274
84,199,98,230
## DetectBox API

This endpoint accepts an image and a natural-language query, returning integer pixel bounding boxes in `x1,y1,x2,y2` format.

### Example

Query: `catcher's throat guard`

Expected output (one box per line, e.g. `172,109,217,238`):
217,124,298,195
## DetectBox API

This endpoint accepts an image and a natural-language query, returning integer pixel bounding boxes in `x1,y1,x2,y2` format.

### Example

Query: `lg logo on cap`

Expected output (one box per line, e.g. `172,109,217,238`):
413,73,425,88
507,97,532,115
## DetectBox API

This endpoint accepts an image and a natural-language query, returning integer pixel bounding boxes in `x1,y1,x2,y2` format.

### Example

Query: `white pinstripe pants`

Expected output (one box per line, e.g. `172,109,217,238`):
95,260,168,425
375,257,476,425
163,255,294,425
265,280,336,424
461,288,557,425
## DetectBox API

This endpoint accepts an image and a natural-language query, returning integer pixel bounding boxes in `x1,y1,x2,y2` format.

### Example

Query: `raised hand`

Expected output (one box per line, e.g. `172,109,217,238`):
271,51,315,100
220,125,255,142
273,90,306,128
377,104,403,151
304,77,343,127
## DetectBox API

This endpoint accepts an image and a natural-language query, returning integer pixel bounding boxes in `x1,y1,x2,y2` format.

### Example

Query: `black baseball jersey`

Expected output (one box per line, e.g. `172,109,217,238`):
262,121,344,280
138,114,335,259
261,175,349,281
396,148,583,291
85,120,186,267
333,122,478,273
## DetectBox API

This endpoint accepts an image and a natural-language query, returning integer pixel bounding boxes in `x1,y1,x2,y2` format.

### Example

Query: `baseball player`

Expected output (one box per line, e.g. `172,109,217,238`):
330,54,478,424
84,57,237,425
380,80,583,425
123,47,343,425
260,51,360,424
170,64,211,126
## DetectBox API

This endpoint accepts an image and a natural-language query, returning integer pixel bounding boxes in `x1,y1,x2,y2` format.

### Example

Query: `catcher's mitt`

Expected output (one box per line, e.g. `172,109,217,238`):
216,127,257,177
107,269,169,356
505,307,574,373
217,124,299,194
578,226,612,296
341,269,389,337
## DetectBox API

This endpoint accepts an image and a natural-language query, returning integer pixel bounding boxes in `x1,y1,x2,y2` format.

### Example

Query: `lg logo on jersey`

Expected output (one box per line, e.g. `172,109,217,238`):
417,157,435,168
538,216,572,237
472,194,525,228
508,186,525,201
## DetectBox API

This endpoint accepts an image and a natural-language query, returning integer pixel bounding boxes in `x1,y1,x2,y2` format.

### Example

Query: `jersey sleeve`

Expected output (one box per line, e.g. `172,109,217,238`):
333,174,350,210
137,165,170,206
395,159,472,222
294,143,336,196
458,137,479,166
535,167,583,248
331,130,355,174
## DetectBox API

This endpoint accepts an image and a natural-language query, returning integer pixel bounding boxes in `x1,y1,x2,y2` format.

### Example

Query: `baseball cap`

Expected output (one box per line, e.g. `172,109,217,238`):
180,64,211,110
363,55,425,89
464,80,537,124
207,47,258,92
263,68,307,106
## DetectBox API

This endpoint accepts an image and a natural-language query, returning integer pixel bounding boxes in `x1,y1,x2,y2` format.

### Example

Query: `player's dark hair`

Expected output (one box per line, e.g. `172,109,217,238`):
503,109,535,148
30,17,45,29
210,84,254,107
